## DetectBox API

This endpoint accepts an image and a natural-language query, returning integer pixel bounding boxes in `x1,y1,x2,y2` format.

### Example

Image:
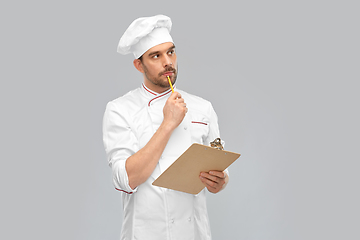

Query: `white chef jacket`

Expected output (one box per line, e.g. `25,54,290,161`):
103,84,227,240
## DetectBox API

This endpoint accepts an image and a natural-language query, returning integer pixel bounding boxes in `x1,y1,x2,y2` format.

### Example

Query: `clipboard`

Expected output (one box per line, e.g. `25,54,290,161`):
152,143,241,194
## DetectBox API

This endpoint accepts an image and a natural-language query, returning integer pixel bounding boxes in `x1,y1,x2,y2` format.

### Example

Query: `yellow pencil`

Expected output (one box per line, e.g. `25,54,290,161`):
167,76,174,93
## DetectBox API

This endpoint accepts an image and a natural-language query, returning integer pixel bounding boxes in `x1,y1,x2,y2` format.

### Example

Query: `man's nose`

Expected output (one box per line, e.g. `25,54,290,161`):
163,55,172,68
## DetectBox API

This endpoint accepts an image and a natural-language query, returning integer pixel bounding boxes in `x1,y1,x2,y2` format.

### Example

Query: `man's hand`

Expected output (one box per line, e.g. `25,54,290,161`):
200,171,228,194
163,91,187,130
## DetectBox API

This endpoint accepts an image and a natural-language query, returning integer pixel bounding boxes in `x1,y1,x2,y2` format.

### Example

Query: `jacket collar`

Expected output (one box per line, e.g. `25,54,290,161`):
141,83,174,106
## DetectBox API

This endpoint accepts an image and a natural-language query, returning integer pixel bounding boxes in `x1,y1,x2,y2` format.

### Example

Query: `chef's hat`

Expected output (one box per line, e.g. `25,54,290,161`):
117,15,173,59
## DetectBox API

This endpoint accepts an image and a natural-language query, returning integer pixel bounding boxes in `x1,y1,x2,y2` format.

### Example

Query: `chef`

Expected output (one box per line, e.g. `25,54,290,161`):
102,14,229,240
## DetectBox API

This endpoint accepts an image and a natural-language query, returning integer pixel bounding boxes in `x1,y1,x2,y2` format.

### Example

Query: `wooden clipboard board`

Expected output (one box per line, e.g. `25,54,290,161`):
152,143,241,194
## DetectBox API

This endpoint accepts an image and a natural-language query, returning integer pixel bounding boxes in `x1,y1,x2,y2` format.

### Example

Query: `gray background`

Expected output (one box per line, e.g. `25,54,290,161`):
1,0,359,239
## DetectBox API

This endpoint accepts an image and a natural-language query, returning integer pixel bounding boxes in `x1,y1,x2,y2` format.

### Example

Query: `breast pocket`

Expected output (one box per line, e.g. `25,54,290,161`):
189,120,209,145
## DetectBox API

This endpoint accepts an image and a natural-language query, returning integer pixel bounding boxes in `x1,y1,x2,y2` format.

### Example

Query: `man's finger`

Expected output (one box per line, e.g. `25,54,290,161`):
200,176,217,187
169,91,180,100
209,171,226,179
176,98,185,104
200,172,220,183
199,175,225,193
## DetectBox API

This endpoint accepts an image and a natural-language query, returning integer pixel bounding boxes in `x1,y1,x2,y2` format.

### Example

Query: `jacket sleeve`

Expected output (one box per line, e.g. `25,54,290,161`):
102,101,139,194
203,102,222,146
204,102,230,178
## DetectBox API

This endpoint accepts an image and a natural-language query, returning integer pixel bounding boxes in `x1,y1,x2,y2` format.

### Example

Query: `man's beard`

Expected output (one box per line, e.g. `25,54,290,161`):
143,64,178,88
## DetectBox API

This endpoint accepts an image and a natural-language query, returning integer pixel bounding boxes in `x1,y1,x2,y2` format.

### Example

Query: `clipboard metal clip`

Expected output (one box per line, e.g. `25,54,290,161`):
210,138,224,150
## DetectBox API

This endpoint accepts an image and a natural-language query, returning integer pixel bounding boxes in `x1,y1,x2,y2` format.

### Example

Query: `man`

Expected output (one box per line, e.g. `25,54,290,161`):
103,15,229,240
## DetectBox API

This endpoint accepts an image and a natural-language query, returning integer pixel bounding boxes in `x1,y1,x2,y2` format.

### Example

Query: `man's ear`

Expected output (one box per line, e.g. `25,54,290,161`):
133,59,144,73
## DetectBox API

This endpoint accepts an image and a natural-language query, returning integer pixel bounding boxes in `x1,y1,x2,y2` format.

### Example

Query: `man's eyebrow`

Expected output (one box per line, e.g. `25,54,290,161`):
168,44,176,51
147,50,160,57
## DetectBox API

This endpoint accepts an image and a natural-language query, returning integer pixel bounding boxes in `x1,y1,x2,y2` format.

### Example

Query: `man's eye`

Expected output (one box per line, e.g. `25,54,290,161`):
152,55,159,59
168,50,175,55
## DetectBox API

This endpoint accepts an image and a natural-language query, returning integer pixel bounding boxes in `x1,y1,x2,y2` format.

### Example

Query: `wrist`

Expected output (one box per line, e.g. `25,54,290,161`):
160,119,177,132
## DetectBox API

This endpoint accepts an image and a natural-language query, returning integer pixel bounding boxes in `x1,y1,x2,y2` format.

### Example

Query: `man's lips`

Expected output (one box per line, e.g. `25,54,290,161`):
163,72,174,77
